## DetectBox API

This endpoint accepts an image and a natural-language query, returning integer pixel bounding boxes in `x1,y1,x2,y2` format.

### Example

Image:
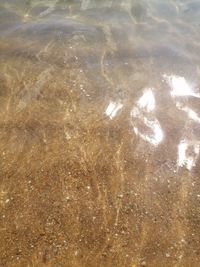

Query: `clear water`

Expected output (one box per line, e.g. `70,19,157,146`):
0,1,200,266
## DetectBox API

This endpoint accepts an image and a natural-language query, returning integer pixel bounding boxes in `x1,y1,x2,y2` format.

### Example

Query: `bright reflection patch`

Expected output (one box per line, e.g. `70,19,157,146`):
137,89,155,112
163,74,200,98
134,119,163,146
183,107,200,123
105,101,123,119
178,140,200,170
131,88,163,146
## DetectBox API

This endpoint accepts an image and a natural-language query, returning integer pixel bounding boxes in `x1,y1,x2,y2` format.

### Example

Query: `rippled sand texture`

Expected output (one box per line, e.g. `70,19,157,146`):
1,0,200,266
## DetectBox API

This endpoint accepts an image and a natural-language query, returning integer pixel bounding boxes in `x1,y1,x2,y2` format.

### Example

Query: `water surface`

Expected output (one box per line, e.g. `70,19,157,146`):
1,1,200,266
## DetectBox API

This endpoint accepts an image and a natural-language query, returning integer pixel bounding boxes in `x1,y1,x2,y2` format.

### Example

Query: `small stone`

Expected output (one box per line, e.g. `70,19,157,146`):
166,253,170,258
141,261,147,266
66,196,71,201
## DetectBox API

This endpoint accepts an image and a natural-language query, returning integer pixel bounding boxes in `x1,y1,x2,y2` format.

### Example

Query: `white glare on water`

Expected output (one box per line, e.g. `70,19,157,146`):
164,74,200,98
105,101,123,119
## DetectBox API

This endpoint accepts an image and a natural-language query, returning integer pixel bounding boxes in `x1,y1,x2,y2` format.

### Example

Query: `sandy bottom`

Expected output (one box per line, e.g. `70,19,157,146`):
1,1,200,266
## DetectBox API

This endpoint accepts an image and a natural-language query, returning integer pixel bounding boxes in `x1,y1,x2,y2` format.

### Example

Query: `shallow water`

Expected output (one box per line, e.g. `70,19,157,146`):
0,1,200,266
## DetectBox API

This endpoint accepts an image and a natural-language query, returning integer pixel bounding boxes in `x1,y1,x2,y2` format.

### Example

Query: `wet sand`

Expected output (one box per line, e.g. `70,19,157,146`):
1,1,200,266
